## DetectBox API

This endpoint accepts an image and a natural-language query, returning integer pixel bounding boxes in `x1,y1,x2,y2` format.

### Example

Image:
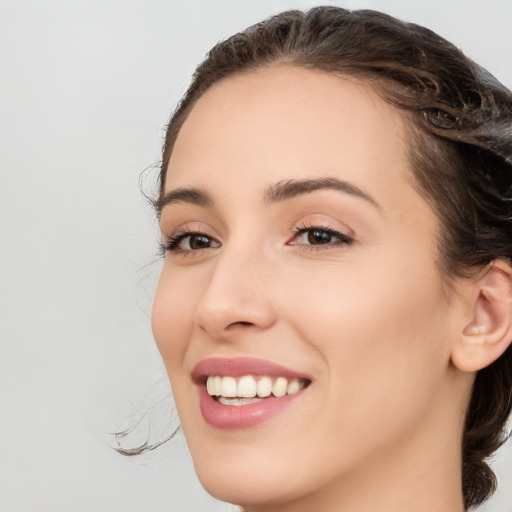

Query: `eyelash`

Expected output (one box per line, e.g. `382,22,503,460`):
160,223,353,256
160,226,220,256
289,223,353,251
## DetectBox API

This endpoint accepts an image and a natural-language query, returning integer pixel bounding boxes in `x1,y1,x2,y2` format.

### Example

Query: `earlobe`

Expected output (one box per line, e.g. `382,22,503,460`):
451,259,512,372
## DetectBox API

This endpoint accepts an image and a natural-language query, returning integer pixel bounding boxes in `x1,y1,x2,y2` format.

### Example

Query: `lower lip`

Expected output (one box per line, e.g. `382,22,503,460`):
197,385,304,429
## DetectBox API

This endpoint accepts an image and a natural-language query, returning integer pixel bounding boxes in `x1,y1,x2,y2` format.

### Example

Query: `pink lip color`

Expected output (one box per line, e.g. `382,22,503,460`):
192,357,311,380
192,357,310,430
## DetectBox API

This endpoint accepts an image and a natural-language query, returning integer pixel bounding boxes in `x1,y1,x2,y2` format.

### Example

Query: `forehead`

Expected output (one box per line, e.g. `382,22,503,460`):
166,65,414,211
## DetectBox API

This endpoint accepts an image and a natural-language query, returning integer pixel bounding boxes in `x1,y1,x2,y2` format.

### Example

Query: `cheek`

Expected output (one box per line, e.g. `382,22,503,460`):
151,267,210,445
286,255,452,434
151,266,196,373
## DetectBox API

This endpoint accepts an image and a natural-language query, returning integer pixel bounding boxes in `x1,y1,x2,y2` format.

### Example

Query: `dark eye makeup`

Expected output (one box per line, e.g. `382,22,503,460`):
160,226,221,256
288,223,353,251
160,223,353,257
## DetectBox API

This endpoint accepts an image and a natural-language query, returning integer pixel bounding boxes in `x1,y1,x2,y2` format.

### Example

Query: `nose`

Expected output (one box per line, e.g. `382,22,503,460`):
193,245,277,341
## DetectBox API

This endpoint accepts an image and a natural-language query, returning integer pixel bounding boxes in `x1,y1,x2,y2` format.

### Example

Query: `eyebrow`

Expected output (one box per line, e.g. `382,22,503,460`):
158,177,379,212
157,187,213,211
264,177,380,208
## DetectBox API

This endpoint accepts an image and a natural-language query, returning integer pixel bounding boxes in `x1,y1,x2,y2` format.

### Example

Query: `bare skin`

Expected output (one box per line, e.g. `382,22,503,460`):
152,66,510,511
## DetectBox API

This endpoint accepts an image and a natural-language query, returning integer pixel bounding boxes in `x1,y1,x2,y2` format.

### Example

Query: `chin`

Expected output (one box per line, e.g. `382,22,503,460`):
192,449,313,508
200,476,298,510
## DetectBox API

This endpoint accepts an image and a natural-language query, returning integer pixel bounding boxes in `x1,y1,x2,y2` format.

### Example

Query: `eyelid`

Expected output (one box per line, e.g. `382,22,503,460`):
287,221,354,249
159,216,354,258
161,223,222,256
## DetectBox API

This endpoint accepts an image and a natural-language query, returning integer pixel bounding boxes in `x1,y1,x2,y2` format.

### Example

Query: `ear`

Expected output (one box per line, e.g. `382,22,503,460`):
451,259,512,372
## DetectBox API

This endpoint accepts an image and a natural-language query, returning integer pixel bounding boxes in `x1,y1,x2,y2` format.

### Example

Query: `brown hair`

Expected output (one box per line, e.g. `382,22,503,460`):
156,7,512,509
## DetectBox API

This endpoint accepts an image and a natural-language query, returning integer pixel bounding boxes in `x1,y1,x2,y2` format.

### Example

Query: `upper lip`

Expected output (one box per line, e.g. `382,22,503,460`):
192,357,312,382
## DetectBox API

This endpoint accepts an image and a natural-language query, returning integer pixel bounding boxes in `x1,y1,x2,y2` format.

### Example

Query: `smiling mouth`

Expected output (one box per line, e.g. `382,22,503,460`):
193,357,312,427
205,375,310,405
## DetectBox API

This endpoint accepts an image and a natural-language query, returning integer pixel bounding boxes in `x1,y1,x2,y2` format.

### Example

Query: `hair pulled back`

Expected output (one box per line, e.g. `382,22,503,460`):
158,7,512,509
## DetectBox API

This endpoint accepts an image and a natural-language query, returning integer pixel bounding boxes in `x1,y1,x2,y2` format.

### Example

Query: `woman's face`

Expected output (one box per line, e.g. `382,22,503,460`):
152,66,466,509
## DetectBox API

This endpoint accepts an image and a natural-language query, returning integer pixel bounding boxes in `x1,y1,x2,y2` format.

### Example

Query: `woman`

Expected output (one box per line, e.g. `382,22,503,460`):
150,7,512,511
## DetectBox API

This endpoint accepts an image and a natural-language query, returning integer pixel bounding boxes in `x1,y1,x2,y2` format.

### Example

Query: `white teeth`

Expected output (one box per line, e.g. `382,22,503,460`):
237,376,257,398
272,377,288,398
256,376,272,397
206,375,307,401
218,397,261,406
213,375,222,396
220,376,237,398
287,378,301,395
206,377,215,395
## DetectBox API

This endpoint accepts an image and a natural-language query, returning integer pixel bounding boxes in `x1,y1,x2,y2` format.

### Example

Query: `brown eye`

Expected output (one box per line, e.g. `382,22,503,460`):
289,226,353,249
307,229,333,245
188,234,214,249
165,231,221,253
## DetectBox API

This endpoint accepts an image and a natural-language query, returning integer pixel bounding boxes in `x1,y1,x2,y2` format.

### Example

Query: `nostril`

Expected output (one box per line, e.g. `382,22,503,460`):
226,321,255,330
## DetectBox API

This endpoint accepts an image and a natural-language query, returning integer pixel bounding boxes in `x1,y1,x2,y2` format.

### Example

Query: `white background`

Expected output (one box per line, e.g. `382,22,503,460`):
1,1,511,511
